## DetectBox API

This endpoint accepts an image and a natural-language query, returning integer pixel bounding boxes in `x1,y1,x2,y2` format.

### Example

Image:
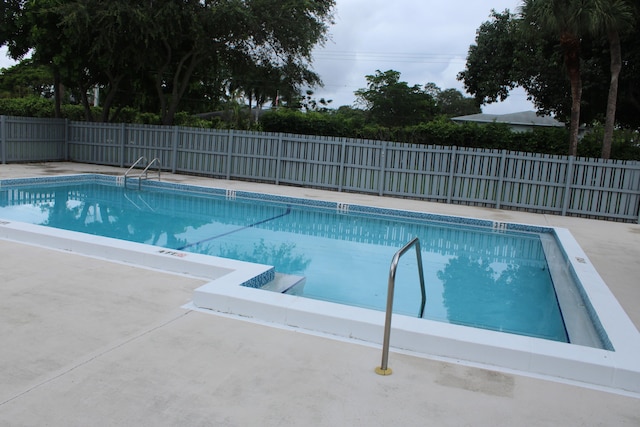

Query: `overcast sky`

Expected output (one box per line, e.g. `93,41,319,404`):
309,0,533,114
0,1,532,114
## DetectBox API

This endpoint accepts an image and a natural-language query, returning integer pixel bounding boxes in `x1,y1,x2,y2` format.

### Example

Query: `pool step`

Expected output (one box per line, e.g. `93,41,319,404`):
261,273,306,294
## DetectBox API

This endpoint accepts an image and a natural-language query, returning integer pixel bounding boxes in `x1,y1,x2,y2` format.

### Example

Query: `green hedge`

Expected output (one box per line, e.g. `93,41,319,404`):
578,125,640,160
261,111,574,156
2,97,638,160
0,97,216,128
260,109,362,137
260,109,640,160
0,97,56,117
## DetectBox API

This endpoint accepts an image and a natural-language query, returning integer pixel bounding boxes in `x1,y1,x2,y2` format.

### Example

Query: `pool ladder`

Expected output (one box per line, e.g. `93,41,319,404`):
123,156,161,189
375,237,426,376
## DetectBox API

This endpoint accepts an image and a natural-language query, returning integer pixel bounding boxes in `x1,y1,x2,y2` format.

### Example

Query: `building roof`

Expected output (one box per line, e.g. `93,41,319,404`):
451,110,565,128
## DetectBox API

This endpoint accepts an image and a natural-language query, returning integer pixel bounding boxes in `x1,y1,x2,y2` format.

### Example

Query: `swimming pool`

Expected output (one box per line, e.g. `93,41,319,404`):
1,173,639,393
0,178,570,342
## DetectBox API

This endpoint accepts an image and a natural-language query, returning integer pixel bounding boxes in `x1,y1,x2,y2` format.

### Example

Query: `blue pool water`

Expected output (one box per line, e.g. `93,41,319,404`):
0,179,568,342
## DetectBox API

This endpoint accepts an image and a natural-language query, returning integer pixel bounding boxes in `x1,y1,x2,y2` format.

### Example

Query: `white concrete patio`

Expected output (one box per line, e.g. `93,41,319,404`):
0,162,639,426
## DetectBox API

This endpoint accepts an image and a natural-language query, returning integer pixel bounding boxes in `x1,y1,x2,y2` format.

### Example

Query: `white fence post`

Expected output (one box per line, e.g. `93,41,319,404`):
118,123,126,168
0,115,6,164
496,149,507,209
446,146,457,204
63,119,70,161
226,129,234,180
562,156,575,216
275,133,283,185
171,126,179,174
378,141,387,196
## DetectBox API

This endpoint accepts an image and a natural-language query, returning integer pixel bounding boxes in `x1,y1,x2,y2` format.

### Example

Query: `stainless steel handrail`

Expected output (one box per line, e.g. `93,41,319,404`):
123,156,147,189
375,237,426,376
138,157,161,189
123,156,161,189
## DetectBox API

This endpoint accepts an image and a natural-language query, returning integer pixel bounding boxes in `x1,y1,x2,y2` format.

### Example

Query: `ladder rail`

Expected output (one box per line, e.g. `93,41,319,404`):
122,156,161,189
123,156,147,189
138,158,161,189
375,237,426,375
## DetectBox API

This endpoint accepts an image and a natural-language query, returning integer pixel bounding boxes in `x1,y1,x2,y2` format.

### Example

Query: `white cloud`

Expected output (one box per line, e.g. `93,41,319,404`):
309,0,534,113
0,46,17,70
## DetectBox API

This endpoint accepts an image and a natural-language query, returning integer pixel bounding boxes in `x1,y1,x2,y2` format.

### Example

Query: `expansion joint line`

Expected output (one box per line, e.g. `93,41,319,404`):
0,310,194,408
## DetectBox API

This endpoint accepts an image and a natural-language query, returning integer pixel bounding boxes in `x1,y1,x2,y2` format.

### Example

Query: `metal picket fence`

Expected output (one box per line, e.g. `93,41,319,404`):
2,115,639,223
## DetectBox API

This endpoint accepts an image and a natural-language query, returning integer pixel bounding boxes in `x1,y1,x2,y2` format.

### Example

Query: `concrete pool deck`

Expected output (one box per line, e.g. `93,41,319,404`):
0,162,639,426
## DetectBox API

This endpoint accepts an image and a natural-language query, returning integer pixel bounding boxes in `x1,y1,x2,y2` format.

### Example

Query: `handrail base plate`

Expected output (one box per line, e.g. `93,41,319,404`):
374,367,393,376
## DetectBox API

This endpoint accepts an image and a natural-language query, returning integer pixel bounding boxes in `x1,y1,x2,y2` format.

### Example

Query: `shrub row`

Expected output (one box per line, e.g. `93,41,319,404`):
2,98,638,160
261,109,640,160
0,97,215,127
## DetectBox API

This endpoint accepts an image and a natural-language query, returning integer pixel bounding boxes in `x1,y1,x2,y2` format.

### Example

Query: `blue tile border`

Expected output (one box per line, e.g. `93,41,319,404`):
241,268,276,289
144,180,554,234
0,173,555,235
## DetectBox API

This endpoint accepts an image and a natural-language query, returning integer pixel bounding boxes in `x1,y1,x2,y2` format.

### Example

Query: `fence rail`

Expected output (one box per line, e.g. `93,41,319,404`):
1,115,639,223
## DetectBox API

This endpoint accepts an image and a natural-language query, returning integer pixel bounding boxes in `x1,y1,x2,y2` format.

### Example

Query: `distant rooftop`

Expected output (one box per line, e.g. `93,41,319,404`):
451,111,565,129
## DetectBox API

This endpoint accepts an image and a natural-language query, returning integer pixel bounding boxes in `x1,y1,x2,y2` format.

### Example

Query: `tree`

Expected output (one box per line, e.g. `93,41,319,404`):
459,9,575,120
0,60,53,98
615,27,640,129
354,70,437,127
296,89,333,112
3,0,335,125
585,0,636,159
521,0,595,157
227,58,324,122
459,6,640,157
457,10,522,106
434,87,481,117
14,0,70,118
54,0,156,122
141,0,334,125
0,0,25,50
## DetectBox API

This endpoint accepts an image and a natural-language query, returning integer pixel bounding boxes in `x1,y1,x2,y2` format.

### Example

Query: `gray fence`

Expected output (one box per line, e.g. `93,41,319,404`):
2,115,639,223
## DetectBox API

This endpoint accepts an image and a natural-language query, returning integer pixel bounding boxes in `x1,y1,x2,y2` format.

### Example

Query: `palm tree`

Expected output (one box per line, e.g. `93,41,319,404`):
586,0,636,159
520,0,591,156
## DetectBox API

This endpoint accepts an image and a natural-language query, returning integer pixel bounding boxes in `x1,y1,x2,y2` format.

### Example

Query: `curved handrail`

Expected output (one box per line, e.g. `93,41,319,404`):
375,237,426,375
140,157,161,184
123,156,161,189
124,156,147,180
123,156,147,189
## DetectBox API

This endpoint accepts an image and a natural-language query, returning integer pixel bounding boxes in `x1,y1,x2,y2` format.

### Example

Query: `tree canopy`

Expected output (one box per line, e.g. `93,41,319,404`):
458,2,640,157
354,70,438,127
0,59,52,99
353,70,478,127
1,0,335,124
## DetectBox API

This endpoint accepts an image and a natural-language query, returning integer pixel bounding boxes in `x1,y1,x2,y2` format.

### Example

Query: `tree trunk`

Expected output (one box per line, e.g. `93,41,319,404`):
156,42,172,125
248,92,253,128
567,74,582,157
563,35,582,157
53,72,62,119
601,30,622,160
79,87,93,122
156,79,168,125
101,74,124,122
161,50,201,126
